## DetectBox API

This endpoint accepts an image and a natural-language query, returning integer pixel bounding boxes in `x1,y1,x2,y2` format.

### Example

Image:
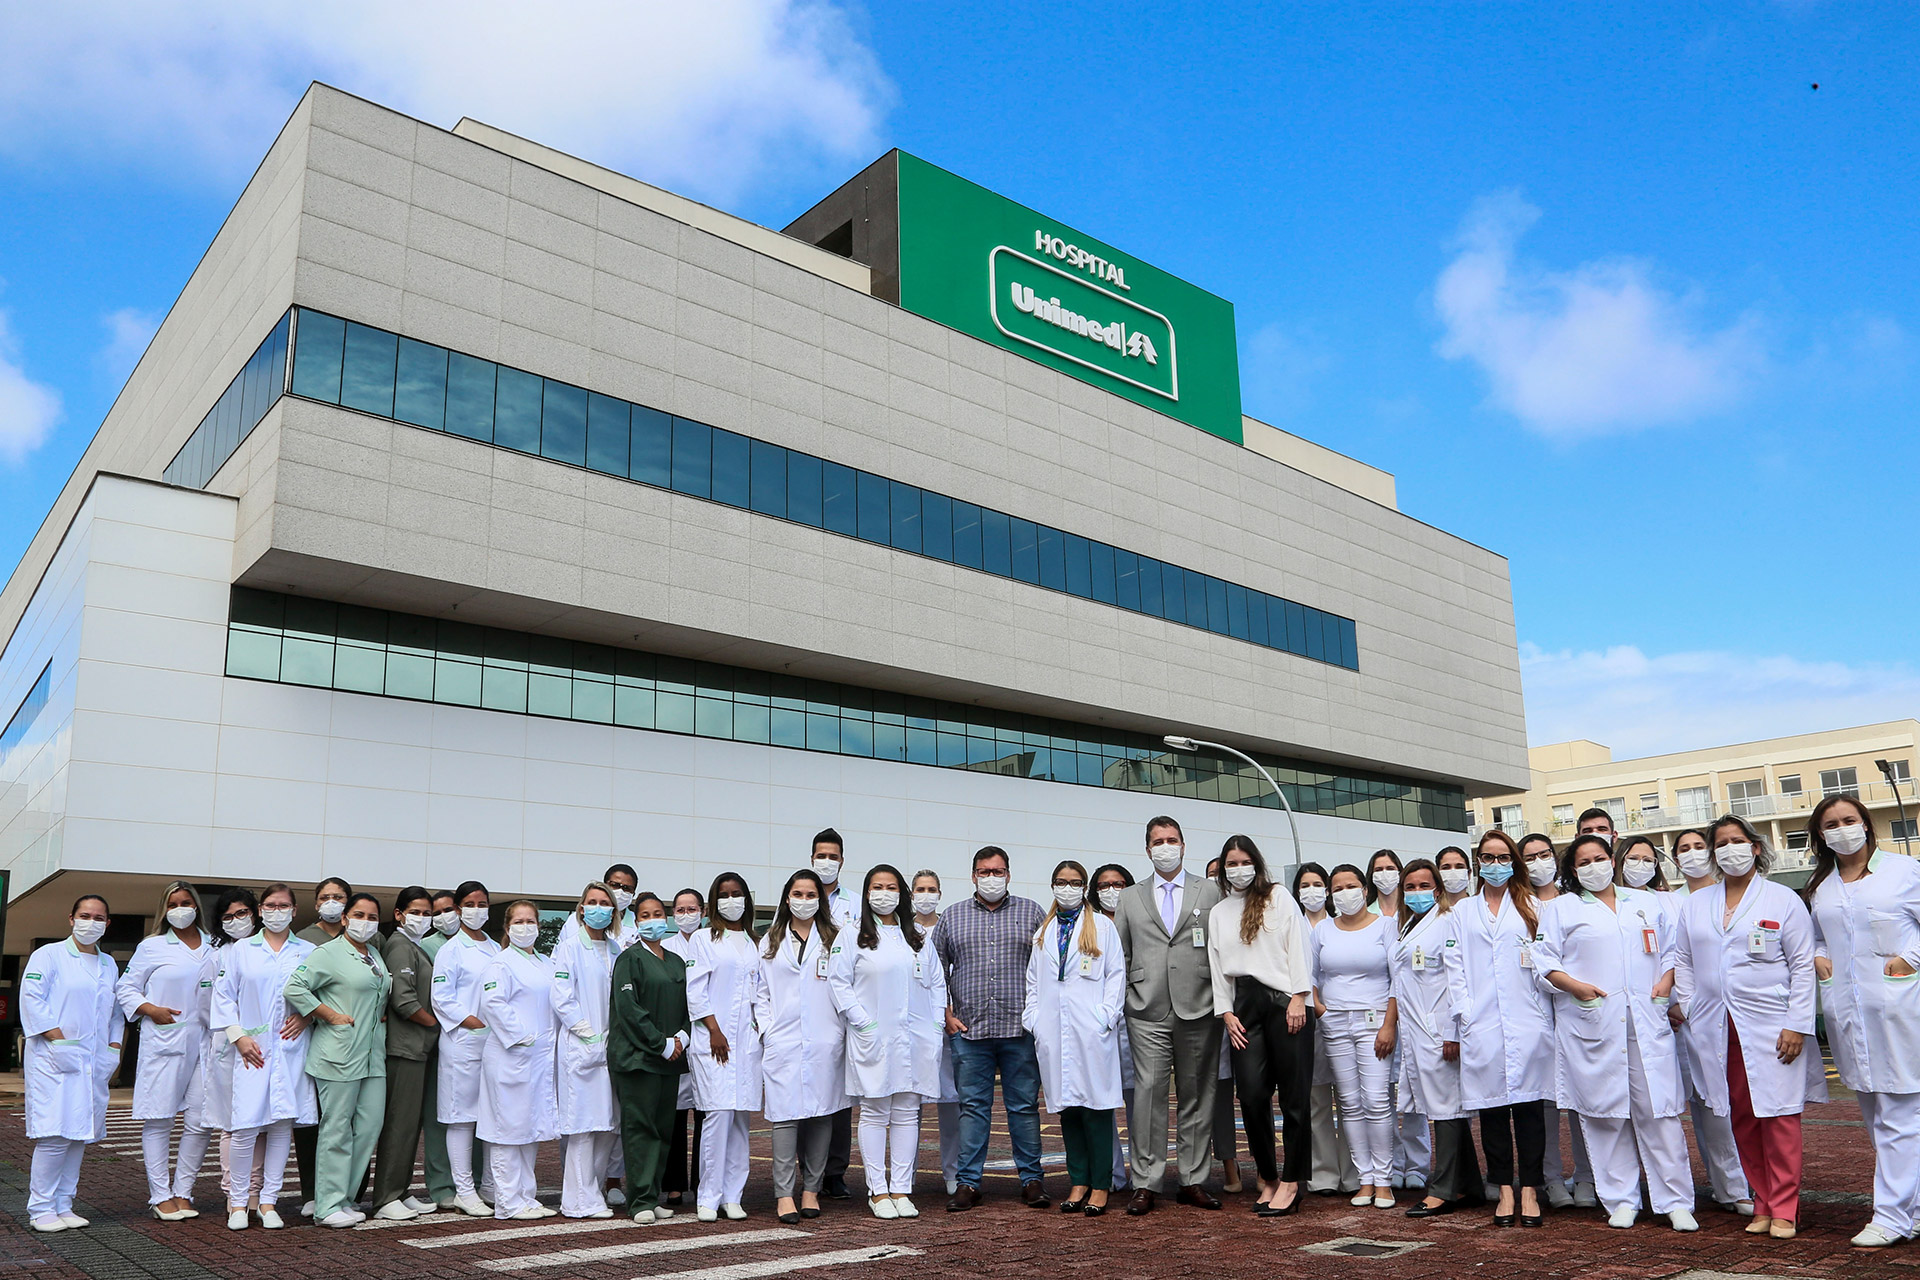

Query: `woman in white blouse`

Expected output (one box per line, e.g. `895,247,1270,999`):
755,870,848,1224
1311,863,1397,1209
1292,863,1357,1198
686,872,764,1223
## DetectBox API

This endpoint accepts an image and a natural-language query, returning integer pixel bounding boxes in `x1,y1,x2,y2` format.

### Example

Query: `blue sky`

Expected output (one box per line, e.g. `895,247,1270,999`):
1,1,1915,757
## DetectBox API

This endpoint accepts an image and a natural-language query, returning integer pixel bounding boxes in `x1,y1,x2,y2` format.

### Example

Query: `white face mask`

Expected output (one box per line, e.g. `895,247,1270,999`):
1825,822,1869,856
166,905,198,930
811,857,841,885
401,914,433,939
1622,857,1658,888
611,888,635,913
787,897,819,921
223,916,255,940
460,906,490,931
1053,885,1085,911
71,918,108,946
1097,886,1125,912
507,921,540,950
1148,842,1184,875
1576,859,1614,893
1677,846,1714,879
912,892,940,917
1298,886,1328,914
344,917,380,943
867,889,900,916
1439,868,1472,894
974,874,1008,903
262,907,295,935
1715,842,1756,877
674,910,703,935
716,895,747,923
317,900,346,923
433,910,460,936
1225,864,1257,891
1525,856,1557,887
1332,887,1368,917
1371,869,1400,896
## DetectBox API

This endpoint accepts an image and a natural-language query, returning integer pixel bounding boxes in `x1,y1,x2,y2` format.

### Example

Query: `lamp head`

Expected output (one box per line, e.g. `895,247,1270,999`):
1877,759,1895,778
1164,735,1197,752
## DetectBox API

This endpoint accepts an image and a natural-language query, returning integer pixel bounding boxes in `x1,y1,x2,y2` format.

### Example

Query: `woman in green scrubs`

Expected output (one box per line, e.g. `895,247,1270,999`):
285,893,391,1228
609,893,690,1225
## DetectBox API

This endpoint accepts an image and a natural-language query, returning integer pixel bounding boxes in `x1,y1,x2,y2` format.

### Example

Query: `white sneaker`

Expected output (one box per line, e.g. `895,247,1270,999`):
301,1201,316,1218
870,1197,899,1220
653,1206,674,1220
402,1196,437,1214
259,1208,285,1230
228,1209,250,1230
347,1209,367,1224
606,1188,626,1207
30,1218,65,1233
1854,1223,1905,1248
60,1215,89,1229
697,1206,718,1222
1670,1209,1699,1232
455,1195,491,1217
321,1210,360,1228
892,1196,918,1218
631,1209,656,1224
1608,1206,1638,1229
722,1203,746,1220
509,1206,545,1221
1573,1183,1600,1209
374,1201,418,1221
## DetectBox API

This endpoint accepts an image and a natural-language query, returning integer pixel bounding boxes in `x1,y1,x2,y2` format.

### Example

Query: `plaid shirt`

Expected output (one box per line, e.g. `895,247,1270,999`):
932,894,1045,1041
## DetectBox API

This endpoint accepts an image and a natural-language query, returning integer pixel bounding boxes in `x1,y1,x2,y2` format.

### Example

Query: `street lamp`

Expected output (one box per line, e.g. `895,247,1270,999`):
1164,734,1303,871
1876,759,1914,856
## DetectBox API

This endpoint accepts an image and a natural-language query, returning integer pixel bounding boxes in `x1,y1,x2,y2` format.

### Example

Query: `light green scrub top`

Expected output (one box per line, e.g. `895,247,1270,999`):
285,934,392,1081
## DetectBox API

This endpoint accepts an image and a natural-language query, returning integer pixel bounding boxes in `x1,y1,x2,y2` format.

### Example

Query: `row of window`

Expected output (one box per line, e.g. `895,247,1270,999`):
225,588,1462,829
280,307,1360,670
1,662,51,759
162,314,291,490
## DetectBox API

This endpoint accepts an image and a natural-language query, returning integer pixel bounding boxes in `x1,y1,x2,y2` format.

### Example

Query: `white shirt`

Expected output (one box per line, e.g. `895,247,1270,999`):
1310,914,1393,1010
1207,890,1312,1015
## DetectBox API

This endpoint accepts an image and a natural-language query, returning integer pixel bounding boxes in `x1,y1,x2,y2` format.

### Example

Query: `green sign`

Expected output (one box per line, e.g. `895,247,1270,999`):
894,153,1243,445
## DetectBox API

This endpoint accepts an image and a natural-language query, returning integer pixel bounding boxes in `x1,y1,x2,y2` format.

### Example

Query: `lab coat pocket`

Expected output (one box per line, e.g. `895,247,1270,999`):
497,1043,536,1086
39,1040,89,1077
565,1034,608,1074
1563,997,1608,1043
143,1021,191,1058
1869,911,1905,958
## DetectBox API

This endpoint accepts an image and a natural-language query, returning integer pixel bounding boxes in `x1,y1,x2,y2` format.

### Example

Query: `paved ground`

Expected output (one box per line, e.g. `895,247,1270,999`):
0,1067,1908,1280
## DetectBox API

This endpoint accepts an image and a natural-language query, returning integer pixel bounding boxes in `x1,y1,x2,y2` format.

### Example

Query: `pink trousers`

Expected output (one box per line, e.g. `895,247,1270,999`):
1727,1024,1803,1222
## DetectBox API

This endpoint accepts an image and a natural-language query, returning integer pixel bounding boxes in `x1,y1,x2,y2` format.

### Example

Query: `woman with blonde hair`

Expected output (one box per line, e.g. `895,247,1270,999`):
552,883,622,1218
116,880,215,1220
477,900,559,1220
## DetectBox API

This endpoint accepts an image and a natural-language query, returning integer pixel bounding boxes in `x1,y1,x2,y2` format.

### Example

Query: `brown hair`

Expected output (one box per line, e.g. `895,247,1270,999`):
1802,793,1877,902
1216,835,1280,945
1475,829,1538,935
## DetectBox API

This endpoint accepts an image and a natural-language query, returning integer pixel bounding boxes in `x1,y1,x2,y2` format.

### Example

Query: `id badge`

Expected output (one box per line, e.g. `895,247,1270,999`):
1748,930,1765,956
1365,1009,1379,1028
914,955,924,980
816,951,829,979
1412,946,1426,970
1080,953,1093,977
1642,928,1657,955
1518,939,1534,970
1191,925,1206,949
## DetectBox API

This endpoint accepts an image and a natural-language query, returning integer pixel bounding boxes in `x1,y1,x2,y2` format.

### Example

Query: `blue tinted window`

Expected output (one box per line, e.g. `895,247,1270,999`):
494,368,542,453
290,311,345,402
889,481,921,554
1010,518,1039,584
1285,600,1308,654
1302,606,1325,661
671,417,711,498
340,323,397,416
1036,524,1065,591
1247,589,1269,646
1114,549,1139,610
445,353,496,442
1137,556,1162,616
822,462,857,536
585,393,629,476
856,471,890,545
749,439,787,517
540,381,587,466
1267,596,1289,653
1203,576,1229,636
1161,564,1187,624
981,509,1012,576
787,452,822,526
1321,612,1343,667
394,338,447,429
921,492,952,561
1341,617,1359,669
1064,534,1092,598
1225,583,1250,641
629,406,670,485
952,501,983,569
711,428,749,508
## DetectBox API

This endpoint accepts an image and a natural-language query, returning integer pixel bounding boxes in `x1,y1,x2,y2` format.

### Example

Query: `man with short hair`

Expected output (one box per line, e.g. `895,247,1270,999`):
1114,816,1224,1214
807,828,858,1199
935,846,1048,1211
1576,808,1617,842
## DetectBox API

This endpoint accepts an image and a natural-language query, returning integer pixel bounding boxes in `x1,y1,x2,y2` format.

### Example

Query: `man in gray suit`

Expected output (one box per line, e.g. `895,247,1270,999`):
1114,815,1224,1214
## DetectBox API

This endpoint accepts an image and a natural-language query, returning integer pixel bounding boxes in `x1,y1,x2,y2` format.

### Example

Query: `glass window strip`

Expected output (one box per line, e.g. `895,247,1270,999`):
162,311,292,489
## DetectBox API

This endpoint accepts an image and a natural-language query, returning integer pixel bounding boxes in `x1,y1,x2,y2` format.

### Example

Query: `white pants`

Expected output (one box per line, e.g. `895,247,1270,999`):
938,1101,961,1191
699,1110,751,1210
218,1131,265,1202
561,1131,616,1217
1308,1081,1359,1192
142,1117,212,1205
858,1093,921,1197
1322,1010,1394,1185
227,1121,292,1208
1580,1029,1693,1215
1689,1092,1749,1203
1858,1091,1920,1237
1543,1101,1593,1189
446,1121,480,1199
29,1138,86,1222
489,1142,540,1217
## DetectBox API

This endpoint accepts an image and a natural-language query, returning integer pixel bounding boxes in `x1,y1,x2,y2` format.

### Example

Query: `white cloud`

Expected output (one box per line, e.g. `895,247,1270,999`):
0,1,891,202
0,310,63,465
1434,191,1762,436
1520,641,1920,759
99,307,161,388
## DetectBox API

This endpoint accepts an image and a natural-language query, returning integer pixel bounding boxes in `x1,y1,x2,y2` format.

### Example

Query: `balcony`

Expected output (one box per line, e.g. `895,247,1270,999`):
1466,819,1530,842
1544,777,1918,840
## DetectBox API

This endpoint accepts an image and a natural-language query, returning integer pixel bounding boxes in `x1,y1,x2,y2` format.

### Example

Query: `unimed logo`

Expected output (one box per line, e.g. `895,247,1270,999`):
988,245,1177,401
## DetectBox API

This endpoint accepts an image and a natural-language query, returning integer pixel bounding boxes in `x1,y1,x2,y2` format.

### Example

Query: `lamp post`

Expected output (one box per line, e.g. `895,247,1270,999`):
1164,734,1303,871
1877,759,1915,856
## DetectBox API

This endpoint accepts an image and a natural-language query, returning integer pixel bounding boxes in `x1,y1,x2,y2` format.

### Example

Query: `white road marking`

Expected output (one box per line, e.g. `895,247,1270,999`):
402,1215,692,1247
478,1227,806,1271
632,1245,921,1280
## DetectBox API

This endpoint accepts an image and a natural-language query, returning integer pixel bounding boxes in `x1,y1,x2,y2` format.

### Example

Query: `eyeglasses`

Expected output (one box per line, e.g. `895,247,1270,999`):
1476,854,1514,865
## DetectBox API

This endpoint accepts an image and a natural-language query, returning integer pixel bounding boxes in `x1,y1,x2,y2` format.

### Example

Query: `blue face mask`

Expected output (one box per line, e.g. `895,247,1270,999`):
1404,890,1436,915
636,918,676,942
1479,861,1514,887
582,904,615,930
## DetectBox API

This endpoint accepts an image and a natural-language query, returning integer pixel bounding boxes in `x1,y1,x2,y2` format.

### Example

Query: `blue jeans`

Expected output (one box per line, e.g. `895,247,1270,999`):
952,1032,1043,1188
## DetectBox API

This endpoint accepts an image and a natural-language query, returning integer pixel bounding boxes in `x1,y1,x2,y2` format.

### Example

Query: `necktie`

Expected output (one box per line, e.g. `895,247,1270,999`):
1161,880,1179,936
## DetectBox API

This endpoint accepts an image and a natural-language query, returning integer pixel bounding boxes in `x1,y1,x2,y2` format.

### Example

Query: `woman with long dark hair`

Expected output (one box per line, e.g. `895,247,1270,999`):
204,887,259,1226
429,880,497,1216
687,872,762,1222
755,869,848,1223
1312,862,1397,1209
663,887,705,1208
116,881,213,1221
1392,860,1475,1218
1292,863,1356,1197
1667,827,1751,1213
477,900,559,1221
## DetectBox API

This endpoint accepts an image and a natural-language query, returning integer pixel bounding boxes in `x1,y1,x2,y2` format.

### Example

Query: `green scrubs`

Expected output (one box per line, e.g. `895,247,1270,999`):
286,936,391,1221
608,941,689,1215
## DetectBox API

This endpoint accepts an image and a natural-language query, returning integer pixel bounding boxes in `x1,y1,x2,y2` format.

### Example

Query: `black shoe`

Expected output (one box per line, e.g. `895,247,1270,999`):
1082,1200,1108,1217
1022,1180,1051,1208
778,1211,800,1224
1520,1213,1543,1228
1406,1200,1456,1219
823,1176,852,1200
1126,1190,1156,1216
1258,1194,1300,1218
1059,1198,1085,1214
799,1207,820,1219
1493,1213,1516,1227
947,1186,981,1212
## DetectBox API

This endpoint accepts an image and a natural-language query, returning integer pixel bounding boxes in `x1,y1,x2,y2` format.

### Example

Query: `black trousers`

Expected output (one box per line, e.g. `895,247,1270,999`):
1229,979,1314,1184
663,1108,700,1195
1430,1117,1482,1201
1478,1101,1545,1189
824,1106,852,1181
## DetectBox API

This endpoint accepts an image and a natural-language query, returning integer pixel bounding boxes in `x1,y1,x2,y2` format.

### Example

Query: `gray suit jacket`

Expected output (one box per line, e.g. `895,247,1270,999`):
1116,871,1222,1023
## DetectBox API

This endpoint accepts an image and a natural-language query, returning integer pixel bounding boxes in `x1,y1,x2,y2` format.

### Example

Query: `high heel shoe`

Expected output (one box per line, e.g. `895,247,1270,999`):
1059,1198,1086,1214
1082,1199,1108,1218
1258,1194,1299,1218
1520,1213,1543,1228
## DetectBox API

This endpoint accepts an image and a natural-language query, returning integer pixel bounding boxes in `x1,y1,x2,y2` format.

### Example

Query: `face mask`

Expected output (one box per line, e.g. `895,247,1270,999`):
433,910,459,935
1715,842,1755,877
1480,861,1514,888
224,916,255,940
1404,890,1436,915
1097,886,1124,912
1622,858,1658,888
974,874,1008,903
460,906,490,930
674,911,703,935
166,905,198,930
716,896,747,923
1148,842,1184,875
1054,885,1085,911
344,918,380,943
912,892,940,917
1584,831,1614,847
611,889,634,913
1332,887,1368,917
317,900,346,923
507,921,539,950
1677,846,1714,879
1371,869,1400,897
1224,864,1257,891
637,918,676,942
401,914,433,939
1525,857,1557,887
1576,859,1614,893
582,904,615,930
787,897,819,921
811,857,841,885
71,918,108,946
868,889,901,915
1298,886,1328,914
262,908,294,935
1825,822,1868,856
1439,868,1471,894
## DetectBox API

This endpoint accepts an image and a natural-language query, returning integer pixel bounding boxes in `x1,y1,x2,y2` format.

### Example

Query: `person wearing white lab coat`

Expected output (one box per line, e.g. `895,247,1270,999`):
1445,830,1553,1226
116,881,216,1220
1672,816,1825,1240
1664,828,1752,1213
429,880,498,1216
911,870,963,1193
477,901,559,1220
1392,861,1473,1218
1520,833,1596,1212
1803,795,1920,1248
555,863,643,950
210,882,314,1230
810,831,860,1202
551,883,623,1219
754,870,850,1223
1311,865,1398,1209
1533,836,1697,1231
829,863,948,1218
21,894,125,1233
686,871,764,1222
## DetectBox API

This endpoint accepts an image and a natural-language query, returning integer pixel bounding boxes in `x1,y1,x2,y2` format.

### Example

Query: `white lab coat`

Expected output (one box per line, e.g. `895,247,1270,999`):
115,931,214,1121
828,924,947,1099
476,946,559,1146
21,940,124,1141
752,927,850,1122
686,929,764,1112
825,885,860,931
549,930,619,1136
207,931,316,1130
1534,889,1685,1120
430,932,501,1124
1810,851,1920,1095
1022,911,1125,1112
1390,907,1465,1121
1673,876,1827,1118
1443,892,1554,1111
664,931,698,1109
